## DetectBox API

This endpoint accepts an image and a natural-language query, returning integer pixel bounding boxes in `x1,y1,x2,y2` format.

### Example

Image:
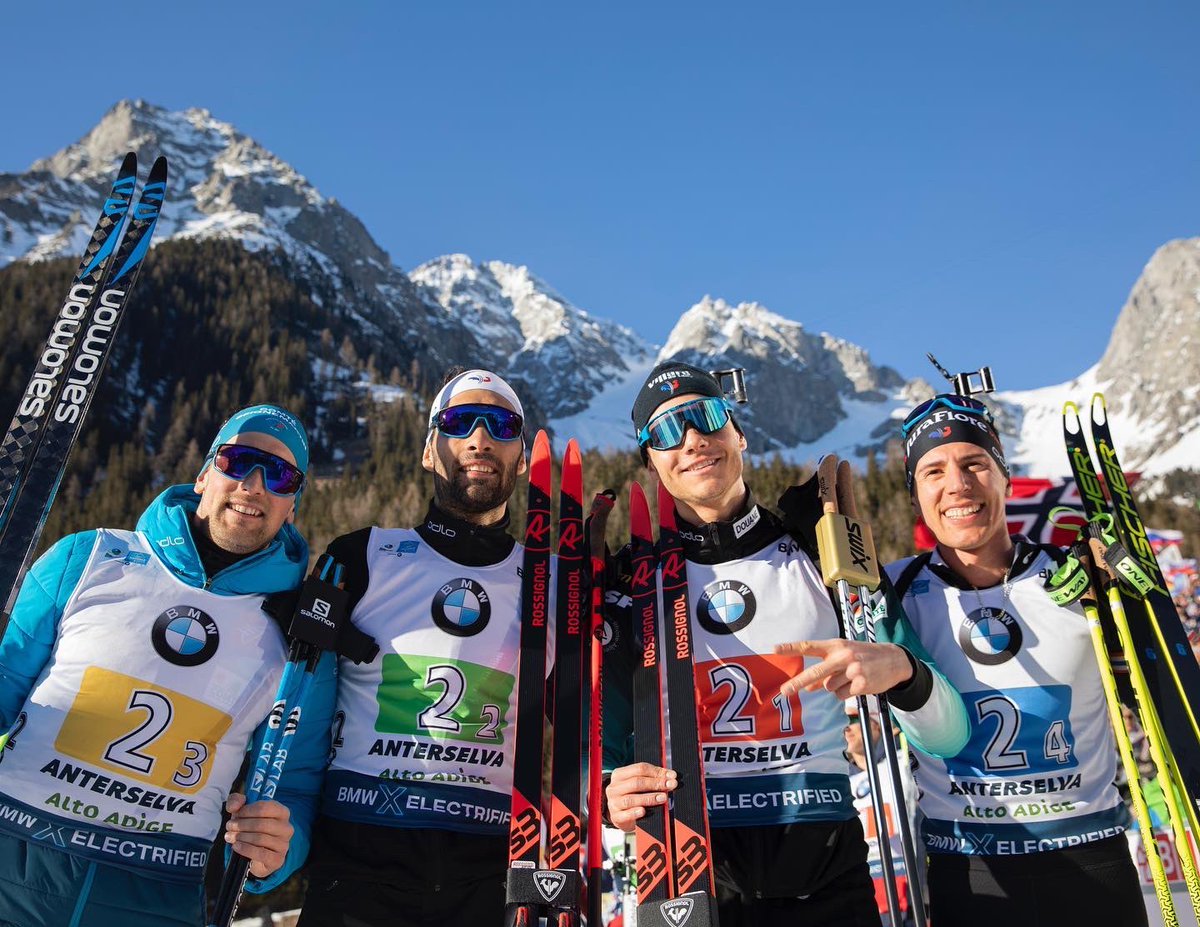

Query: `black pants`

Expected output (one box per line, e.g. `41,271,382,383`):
715,855,881,927
297,874,506,927
927,834,1147,927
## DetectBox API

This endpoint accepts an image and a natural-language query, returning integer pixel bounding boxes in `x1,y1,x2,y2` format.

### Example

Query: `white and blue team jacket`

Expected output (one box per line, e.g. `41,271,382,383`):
886,545,1128,857
0,485,334,889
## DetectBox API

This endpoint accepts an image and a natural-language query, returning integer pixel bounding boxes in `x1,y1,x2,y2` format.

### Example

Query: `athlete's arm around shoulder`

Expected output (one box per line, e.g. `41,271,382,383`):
872,561,970,759
0,530,98,727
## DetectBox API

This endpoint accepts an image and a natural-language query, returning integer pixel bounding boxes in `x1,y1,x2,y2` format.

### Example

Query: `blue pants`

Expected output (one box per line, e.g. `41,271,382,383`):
0,833,204,927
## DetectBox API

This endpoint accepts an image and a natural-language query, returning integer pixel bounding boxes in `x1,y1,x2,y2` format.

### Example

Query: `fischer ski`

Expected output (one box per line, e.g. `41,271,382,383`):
0,152,138,541
0,155,168,627
1062,400,1200,817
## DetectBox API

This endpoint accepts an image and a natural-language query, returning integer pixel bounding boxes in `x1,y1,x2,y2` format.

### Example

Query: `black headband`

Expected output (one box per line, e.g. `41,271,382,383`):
904,409,1008,490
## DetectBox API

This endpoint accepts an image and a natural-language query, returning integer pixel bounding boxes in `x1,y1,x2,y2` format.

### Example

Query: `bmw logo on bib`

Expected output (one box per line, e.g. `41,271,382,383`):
958,607,1023,665
697,579,756,634
152,605,220,666
432,578,492,637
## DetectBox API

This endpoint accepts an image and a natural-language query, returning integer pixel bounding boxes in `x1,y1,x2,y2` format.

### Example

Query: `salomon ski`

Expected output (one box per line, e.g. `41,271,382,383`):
0,155,168,625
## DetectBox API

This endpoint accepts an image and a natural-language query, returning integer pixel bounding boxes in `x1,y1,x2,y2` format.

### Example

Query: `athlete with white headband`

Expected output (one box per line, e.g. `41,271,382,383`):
300,367,535,927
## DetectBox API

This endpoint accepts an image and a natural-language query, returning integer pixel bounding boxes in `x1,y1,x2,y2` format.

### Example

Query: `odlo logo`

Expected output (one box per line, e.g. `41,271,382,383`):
533,870,566,903
660,897,695,926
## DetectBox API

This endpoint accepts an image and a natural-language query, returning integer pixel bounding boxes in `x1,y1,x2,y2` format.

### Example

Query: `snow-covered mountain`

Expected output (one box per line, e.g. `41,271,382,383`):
410,255,651,419
998,238,1200,479
2,100,1196,478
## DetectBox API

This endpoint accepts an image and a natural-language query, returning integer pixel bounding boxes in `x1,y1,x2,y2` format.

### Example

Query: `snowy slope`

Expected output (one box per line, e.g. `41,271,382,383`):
3,100,1196,478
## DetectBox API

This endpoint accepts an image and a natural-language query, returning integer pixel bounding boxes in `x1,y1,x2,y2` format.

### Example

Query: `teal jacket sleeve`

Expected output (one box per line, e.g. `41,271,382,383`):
0,531,96,729
873,580,971,759
242,649,337,893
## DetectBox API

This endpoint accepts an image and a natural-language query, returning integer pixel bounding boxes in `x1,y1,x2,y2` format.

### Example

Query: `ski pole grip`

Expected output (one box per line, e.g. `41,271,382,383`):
288,555,351,651
1044,542,1091,607
287,555,378,663
814,455,880,590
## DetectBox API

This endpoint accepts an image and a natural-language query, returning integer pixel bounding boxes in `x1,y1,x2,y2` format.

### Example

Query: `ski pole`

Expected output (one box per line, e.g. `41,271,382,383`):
209,554,349,927
832,458,927,927
814,454,903,927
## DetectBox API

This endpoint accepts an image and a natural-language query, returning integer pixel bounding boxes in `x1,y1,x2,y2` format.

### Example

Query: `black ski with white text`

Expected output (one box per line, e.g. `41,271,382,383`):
0,154,168,628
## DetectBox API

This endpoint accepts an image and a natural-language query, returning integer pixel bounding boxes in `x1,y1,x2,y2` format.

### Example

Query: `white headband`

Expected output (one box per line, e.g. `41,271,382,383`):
427,369,525,432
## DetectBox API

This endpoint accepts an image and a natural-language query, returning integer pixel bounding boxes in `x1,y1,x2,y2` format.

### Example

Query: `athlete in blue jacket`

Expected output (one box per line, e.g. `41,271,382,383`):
0,405,335,927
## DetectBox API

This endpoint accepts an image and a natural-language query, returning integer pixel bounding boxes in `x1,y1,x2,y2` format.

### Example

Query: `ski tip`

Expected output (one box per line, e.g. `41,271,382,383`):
563,437,581,468
531,429,550,457
1090,393,1108,425
147,156,169,184
119,152,137,174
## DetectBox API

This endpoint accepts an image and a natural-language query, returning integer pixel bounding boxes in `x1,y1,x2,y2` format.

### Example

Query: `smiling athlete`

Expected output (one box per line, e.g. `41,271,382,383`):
602,361,969,926
0,404,332,927
299,368,533,927
885,390,1146,927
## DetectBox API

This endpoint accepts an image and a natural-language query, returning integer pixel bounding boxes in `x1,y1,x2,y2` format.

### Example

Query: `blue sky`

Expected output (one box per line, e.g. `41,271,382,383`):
4,1,1197,389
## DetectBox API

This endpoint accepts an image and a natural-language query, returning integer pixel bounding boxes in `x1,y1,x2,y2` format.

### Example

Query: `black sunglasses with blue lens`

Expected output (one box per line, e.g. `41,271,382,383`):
637,397,734,451
433,403,524,442
213,444,306,496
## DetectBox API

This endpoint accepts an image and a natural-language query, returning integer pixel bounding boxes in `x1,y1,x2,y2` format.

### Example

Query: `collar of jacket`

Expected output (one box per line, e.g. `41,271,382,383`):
136,484,309,595
673,488,786,565
926,534,1045,590
416,500,516,567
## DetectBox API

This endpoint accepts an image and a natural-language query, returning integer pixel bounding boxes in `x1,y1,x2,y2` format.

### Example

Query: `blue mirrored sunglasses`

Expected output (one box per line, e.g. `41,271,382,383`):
900,395,993,439
433,403,524,442
638,397,734,451
213,444,305,496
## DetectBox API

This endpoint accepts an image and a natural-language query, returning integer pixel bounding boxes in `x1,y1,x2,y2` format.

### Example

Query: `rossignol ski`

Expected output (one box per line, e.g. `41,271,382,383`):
629,482,674,920
629,481,718,927
655,482,716,922
505,430,555,926
505,433,596,924
546,440,587,926
0,155,168,627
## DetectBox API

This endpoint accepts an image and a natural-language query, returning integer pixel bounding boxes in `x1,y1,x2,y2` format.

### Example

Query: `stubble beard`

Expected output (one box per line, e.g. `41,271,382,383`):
433,460,519,519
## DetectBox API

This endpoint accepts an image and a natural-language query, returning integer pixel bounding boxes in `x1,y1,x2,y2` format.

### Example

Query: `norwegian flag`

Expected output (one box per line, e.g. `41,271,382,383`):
913,475,1138,551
